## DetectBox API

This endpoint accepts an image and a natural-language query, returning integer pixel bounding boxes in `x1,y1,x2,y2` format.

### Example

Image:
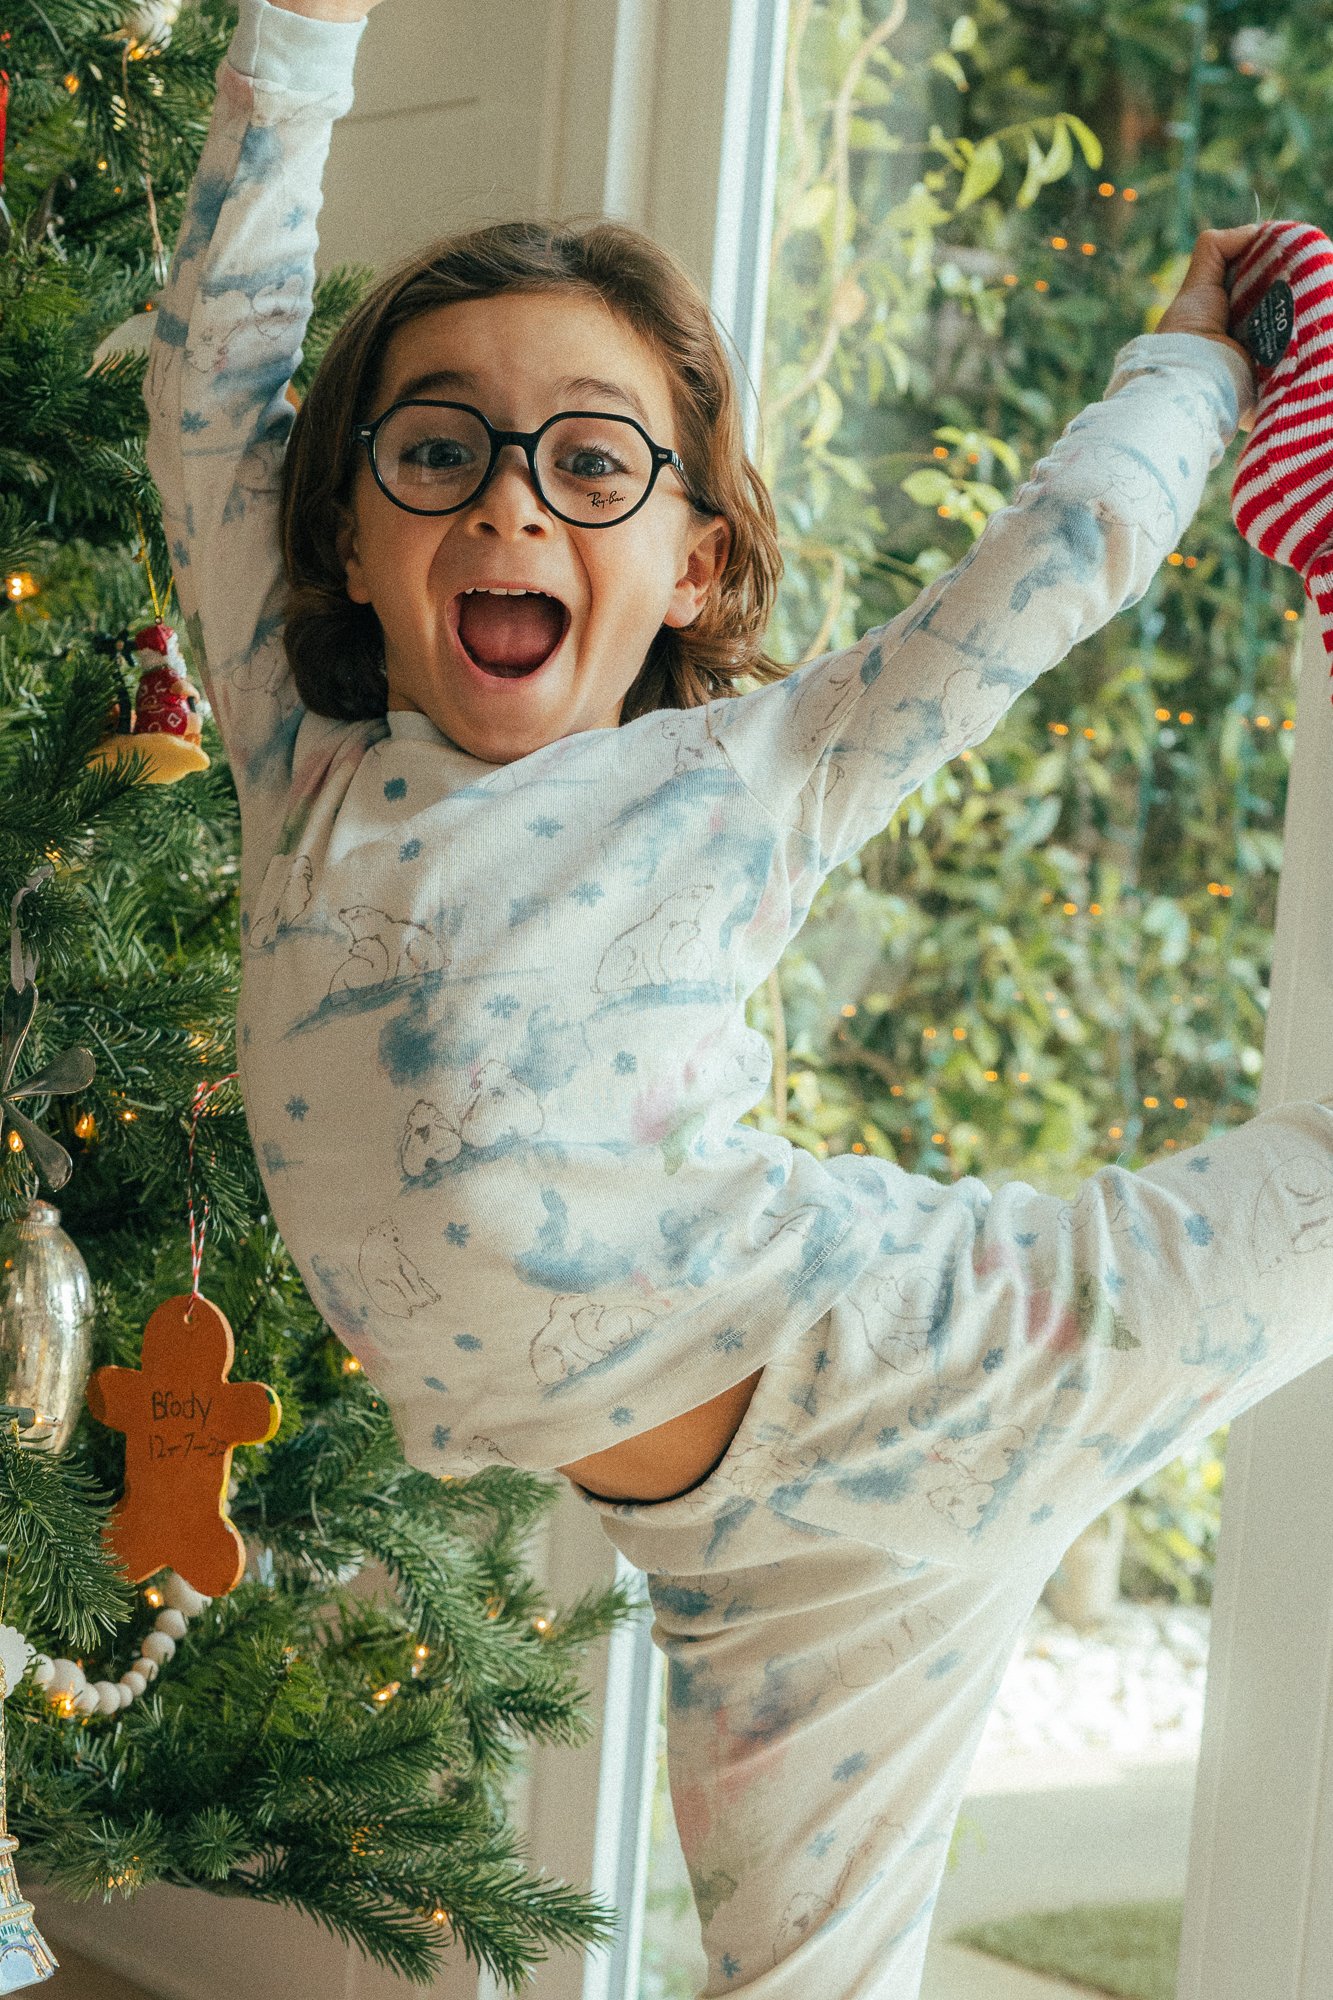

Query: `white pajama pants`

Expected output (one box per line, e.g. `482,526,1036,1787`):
571,1098,1333,1999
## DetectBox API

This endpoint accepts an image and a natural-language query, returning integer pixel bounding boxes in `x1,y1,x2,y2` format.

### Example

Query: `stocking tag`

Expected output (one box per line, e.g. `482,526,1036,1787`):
1237,279,1295,368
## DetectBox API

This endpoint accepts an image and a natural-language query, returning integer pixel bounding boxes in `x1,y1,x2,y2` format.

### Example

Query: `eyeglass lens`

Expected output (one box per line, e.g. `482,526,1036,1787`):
372,406,655,521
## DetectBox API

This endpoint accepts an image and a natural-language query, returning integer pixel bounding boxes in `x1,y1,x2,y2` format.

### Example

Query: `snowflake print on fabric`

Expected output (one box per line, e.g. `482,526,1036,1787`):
383,776,407,801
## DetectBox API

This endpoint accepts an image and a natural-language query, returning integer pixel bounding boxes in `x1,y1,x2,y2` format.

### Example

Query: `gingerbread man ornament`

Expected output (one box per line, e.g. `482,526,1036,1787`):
87,1293,281,1597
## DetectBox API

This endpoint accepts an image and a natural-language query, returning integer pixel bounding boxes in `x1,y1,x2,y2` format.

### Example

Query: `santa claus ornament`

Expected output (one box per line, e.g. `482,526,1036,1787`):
89,623,210,784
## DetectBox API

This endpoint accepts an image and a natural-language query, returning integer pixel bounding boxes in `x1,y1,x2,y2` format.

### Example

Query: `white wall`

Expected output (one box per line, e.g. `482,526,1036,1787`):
319,0,742,301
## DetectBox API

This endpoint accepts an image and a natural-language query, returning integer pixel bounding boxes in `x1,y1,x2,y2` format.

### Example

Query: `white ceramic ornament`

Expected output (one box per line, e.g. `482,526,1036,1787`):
0,1635,31,1705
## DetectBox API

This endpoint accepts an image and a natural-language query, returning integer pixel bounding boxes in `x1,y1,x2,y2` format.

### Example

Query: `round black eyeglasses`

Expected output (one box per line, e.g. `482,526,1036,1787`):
352,400,706,527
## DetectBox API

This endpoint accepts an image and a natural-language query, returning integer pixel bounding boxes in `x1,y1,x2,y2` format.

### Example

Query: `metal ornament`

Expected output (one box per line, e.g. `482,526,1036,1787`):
0,1631,56,1990
1,870,96,1195
0,1202,93,1452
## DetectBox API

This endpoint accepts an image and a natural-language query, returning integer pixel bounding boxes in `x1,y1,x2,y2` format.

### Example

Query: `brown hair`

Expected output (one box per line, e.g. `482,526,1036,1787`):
280,218,788,726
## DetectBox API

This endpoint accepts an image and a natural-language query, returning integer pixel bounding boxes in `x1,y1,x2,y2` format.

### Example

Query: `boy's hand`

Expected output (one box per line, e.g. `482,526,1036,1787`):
1156,224,1266,428
268,0,388,18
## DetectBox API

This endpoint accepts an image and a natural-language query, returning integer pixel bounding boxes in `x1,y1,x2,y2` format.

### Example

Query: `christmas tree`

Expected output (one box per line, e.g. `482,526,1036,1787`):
0,1,636,1986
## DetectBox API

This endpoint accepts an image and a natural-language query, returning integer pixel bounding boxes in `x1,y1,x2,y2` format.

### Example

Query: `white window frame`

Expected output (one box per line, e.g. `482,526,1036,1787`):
505,8,789,2000
1176,607,1333,2000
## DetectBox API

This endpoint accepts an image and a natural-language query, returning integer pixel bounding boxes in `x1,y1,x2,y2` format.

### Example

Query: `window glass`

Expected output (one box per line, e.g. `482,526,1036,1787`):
639,0,1317,1988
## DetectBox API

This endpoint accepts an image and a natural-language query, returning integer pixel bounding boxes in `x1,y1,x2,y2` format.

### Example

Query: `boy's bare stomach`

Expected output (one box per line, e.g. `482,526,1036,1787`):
556,1368,765,1503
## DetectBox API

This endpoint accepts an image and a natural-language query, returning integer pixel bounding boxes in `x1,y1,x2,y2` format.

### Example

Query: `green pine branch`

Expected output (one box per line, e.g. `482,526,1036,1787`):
0,1429,131,1651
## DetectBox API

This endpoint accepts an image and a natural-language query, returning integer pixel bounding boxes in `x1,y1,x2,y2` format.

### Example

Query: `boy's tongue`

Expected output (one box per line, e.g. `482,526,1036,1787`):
457,592,563,675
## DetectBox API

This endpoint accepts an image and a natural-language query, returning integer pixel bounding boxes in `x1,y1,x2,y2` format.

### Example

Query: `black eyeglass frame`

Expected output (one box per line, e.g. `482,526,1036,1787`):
352,399,706,525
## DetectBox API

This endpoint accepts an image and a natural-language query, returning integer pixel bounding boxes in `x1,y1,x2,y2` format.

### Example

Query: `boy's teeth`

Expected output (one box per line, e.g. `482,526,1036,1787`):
464,586,535,596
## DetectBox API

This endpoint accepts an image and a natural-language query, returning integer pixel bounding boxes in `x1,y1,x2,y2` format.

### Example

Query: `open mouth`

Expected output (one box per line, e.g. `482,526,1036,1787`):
450,588,571,680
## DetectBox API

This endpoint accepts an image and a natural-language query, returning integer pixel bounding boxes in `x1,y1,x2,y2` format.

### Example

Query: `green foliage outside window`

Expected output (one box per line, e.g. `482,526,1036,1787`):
743,0,1330,1604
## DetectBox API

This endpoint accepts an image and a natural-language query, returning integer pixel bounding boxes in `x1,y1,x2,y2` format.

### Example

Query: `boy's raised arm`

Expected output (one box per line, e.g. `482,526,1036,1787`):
143,0,368,856
708,326,1255,880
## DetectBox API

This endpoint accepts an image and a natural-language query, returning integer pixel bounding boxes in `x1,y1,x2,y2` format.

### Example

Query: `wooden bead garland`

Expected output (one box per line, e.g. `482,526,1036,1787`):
28,1570,210,1718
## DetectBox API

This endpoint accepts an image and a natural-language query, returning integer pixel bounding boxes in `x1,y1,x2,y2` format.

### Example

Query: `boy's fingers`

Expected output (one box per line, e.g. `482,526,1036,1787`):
1202,223,1268,249
1180,227,1261,287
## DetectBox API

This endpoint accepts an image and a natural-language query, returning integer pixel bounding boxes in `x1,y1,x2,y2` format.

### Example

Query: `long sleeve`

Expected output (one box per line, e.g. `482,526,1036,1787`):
707,332,1256,878
143,0,366,864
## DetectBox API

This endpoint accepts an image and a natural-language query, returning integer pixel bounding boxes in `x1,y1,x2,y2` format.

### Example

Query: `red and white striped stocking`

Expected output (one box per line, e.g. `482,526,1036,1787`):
1228,220,1333,685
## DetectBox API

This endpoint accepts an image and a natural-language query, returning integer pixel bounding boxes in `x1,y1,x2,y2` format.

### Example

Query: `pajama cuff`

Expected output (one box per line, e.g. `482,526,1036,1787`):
1109,330,1257,432
227,0,366,93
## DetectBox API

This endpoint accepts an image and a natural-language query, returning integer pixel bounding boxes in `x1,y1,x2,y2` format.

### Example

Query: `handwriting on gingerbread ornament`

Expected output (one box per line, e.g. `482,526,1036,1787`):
87,1294,280,1598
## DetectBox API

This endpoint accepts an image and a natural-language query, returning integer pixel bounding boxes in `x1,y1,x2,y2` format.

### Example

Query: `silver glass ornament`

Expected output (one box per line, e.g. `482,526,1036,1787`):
0,1202,93,1451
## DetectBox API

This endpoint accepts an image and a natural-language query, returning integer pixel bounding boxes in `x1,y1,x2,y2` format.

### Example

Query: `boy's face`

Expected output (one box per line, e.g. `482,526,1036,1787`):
338,289,731,765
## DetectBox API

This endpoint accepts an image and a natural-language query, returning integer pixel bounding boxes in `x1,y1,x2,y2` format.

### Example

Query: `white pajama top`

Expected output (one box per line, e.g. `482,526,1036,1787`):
144,0,1256,1477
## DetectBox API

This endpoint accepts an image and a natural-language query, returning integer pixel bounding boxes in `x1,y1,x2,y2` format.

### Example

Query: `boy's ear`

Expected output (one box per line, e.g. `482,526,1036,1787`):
336,508,373,605
665,516,732,629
